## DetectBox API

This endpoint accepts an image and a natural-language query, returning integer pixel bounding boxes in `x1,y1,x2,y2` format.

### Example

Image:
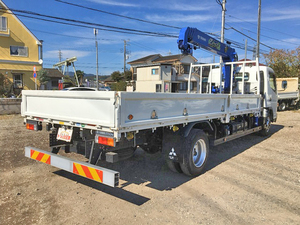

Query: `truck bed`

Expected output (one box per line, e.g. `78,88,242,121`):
22,90,261,138
278,91,299,100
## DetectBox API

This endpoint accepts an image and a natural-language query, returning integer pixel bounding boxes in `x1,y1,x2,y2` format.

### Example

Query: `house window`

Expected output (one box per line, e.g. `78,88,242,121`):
133,67,137,74
52,80,58,88
152,68,159,75
10,46,28,57
191,81,197,91
13,74,23,88
183,65,190,74
0,16,7,31
179,81,197,91
179,82,188,90
281,80,287,90
132,67,137,80
156,84,161,92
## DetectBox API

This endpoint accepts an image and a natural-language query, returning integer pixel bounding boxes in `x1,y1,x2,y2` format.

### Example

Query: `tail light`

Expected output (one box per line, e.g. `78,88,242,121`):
26,120,42,131
95,135,115,147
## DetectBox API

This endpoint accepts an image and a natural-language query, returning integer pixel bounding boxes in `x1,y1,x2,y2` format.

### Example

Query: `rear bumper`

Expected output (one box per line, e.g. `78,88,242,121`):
25,147,119,187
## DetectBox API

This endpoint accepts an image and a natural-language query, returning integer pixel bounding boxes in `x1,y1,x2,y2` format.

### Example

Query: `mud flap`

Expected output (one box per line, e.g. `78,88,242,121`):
162,128,184,164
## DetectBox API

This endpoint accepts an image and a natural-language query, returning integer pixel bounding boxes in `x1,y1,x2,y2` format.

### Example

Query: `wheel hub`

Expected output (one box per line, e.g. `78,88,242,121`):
192,139,207,168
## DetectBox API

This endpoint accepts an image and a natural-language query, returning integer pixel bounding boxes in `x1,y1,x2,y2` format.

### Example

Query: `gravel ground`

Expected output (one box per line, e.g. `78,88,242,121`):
0,111,299,225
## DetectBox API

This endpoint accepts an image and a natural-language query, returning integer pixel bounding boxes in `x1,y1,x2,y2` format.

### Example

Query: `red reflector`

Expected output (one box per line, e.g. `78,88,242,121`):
26,123,35,130
97,136,114,147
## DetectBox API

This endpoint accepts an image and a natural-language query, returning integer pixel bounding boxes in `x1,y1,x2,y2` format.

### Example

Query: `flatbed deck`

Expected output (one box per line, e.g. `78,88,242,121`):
22,90,261,141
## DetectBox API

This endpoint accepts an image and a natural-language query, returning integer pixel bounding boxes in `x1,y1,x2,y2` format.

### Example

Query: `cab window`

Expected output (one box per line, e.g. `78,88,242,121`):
269,71,276,92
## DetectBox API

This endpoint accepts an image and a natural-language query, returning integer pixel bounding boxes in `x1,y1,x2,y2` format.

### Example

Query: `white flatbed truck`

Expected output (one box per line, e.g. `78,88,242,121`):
276,77,299,111
22,59,278,187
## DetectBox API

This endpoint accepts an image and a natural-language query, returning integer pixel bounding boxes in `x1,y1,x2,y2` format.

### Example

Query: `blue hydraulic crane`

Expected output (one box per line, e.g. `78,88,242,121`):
177,27,238,92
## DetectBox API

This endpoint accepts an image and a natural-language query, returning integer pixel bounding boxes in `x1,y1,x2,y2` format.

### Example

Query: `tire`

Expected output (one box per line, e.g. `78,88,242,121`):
166,160,183,173
139,144,161,154
260,115,271,136
113,147,136,161
278,102,286,111
180,129,209,176
164,144,182,173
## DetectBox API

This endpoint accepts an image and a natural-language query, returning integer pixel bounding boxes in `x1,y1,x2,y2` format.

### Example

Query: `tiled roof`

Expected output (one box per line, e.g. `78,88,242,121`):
44,68,64,78
152,54,185,63
128,54,161,64
128,54,197,65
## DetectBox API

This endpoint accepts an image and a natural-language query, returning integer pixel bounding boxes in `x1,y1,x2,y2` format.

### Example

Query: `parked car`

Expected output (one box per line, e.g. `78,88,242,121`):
63,87,97,91
99,86,111,91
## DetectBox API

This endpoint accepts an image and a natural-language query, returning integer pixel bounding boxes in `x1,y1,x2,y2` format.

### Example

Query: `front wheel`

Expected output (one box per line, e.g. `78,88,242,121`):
180,129,209,176
260,115,271,136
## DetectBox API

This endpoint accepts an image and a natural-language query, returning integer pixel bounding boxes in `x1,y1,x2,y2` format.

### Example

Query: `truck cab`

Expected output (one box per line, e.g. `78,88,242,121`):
206,64,277,121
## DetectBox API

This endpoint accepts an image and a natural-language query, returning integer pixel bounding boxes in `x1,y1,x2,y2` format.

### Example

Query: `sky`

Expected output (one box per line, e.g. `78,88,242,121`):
4,0,300,75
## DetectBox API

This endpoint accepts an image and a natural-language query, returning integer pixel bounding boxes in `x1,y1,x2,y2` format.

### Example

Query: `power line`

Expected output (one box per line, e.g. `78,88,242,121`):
227,14,300,40
239,27,299,46
208,32,268,54
225,25,274,49
55,0,181,30
215,0,225,11
130,40,170,55
43,62,121,69
5,8,177,38
30,28,115,41
17,12,175,38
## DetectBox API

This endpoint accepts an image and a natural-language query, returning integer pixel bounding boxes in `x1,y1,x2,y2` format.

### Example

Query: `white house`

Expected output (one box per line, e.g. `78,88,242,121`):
128,54,198,93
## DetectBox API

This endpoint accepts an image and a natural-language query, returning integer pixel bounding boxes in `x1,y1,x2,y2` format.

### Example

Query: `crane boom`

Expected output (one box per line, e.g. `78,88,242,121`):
177,27,237,62
177,27,238,92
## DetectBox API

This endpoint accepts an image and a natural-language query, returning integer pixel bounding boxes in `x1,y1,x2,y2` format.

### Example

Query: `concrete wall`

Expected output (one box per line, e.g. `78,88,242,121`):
0,98,21,115
135,81,163,92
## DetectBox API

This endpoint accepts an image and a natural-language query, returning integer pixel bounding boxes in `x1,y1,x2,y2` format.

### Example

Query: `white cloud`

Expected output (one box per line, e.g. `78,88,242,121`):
228,7,300,23
44,50,92,59
263,8,300,22
86,0,212,11
146,14,214,23
265,38,300,49
87,0,139,7
152,1,212,11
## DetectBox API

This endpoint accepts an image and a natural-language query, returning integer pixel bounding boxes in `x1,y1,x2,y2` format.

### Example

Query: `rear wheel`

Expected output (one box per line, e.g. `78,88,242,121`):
278,102,286,111
112,147,136,161
166,160,183,173
180,129,209,176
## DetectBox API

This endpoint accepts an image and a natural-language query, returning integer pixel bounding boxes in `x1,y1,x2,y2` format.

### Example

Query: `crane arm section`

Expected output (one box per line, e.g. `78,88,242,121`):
177,27,237,62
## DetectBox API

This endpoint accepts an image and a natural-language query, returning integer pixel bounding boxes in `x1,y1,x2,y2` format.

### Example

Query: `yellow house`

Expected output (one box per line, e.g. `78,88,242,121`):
0,0,42,94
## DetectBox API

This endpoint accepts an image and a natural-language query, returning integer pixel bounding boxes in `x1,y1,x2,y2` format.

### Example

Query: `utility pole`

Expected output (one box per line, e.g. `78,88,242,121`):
256,0,261,60
58,50,62,72
220,0,226,63
244,39,248,61
94,28,99,90
256,0,262,97
123,40,127,74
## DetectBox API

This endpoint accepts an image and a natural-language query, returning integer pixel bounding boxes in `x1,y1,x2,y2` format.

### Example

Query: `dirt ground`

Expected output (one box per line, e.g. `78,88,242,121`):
0,111,299,225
